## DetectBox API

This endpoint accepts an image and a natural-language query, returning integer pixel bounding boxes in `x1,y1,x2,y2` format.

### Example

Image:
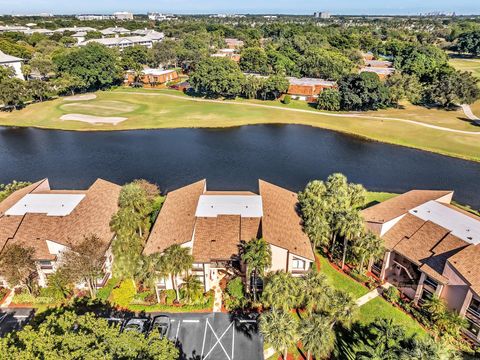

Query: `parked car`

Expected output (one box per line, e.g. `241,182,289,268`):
106,318,124,328
122,318,150,334
150,315,170,338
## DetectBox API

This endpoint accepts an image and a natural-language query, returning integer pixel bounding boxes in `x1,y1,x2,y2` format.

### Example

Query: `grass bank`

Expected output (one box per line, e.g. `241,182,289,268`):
1,88,480,162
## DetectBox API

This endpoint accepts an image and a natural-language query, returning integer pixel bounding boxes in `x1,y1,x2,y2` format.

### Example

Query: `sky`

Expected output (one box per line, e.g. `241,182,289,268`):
0,0,478,16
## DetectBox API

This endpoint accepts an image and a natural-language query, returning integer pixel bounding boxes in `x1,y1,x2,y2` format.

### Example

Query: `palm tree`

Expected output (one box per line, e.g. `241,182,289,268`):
352,231,384,273
355,319,407,360
181,274,203,304
327,290,358,328
259,310,297,360
401,336,461,360
262,271,301,312
300,270,330,314
299,314,335,360
241,238,272,302
339,210,364,270
161,244,194,303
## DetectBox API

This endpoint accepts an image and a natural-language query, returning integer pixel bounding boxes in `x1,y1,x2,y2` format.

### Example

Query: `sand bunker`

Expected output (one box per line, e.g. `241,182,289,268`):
60,114,127,125
63,94,97,101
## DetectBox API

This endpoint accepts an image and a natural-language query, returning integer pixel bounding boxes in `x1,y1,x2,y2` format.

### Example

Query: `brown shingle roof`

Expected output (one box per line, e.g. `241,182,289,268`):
383,213,427,250
259,180,314,260
143,180,205,255
448,245,480,296
193,215,242,262
362,190,453,224
0,179,120,260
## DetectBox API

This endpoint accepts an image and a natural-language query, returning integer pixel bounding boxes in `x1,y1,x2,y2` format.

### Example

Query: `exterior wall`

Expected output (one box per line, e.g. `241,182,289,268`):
126,70,179,87
1,62,24,80
436,192,453,204
442,262,471,312
379,214,406,236
287,253,312,276
269,244,288,272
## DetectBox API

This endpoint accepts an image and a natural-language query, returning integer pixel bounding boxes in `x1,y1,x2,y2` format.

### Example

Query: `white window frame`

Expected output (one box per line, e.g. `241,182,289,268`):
292,258,306,270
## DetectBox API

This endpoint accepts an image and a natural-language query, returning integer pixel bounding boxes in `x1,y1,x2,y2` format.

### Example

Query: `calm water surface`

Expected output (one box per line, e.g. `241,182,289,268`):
1,125,479,208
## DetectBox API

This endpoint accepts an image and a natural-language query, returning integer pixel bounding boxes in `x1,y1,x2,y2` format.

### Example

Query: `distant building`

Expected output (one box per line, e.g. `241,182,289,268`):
148,13,177,21
360,53,395,79
113,12,134,20
76,14,115,21
225,38,244,49
287,77,336,102
314,12,331,19
80,36,155,49
125,68,179,87
23,28,54,36
211,48,241,62
100,27,131,37
0,50,24,80
131,29,165,41
0,25,30,33
55,26,97,33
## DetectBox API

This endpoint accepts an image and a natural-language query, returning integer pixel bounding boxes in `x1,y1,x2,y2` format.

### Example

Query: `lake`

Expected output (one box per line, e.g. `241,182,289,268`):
1,125,479,208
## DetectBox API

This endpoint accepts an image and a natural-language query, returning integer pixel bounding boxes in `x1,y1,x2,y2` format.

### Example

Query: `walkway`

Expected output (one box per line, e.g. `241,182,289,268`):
461,104,480,125
116,91,480,135
355,282,393,306
211,273,226,313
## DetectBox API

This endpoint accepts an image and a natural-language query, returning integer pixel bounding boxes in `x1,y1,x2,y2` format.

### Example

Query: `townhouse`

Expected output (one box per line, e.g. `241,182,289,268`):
0,179,120,289
125,68,179,87
363,190,480,342
0,50,24,80
143,180,315,293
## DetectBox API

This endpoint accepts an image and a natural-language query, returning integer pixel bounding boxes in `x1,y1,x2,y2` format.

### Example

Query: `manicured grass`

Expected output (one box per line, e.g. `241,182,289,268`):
317,255,369,299
359,297,427,337
1,88,480,162
450,58,480,78
365,191,398,207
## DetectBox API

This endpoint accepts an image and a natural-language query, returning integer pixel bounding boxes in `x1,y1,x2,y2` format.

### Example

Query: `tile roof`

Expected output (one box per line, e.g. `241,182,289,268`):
259,180,314,260
362,190,453,224
143,180,206,255
0,179,120,260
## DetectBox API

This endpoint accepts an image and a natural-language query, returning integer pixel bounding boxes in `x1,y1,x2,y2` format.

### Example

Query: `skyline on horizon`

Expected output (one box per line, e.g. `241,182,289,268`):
0,0,478,16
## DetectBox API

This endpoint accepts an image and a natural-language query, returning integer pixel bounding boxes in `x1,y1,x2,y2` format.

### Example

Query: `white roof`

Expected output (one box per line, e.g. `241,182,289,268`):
5,194,85,217
0,50,23,63
82,36,152,46
360,67,395,75
142,68,176,76
195,195,263,218
410,201,480,245
287,77,336,87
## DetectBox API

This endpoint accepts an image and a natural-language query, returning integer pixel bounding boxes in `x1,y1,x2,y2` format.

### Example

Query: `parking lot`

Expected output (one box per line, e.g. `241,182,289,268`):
154,312,264,360
0,310,264,360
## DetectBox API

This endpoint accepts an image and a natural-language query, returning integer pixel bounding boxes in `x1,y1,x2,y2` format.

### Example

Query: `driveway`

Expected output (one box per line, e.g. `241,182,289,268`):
151,312,264,360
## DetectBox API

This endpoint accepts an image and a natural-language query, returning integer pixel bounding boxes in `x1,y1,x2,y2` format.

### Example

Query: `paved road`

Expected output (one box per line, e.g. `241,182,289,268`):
0,310,264,360
0,308,35,336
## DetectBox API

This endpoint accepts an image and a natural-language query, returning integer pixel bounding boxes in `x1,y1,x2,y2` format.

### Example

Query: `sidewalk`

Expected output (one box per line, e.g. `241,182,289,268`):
355,282,392,306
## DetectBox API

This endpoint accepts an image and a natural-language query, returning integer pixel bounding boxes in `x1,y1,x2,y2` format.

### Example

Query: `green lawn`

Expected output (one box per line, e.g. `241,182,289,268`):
365,191,398,207
317,255,369,299
317,254,428,338
359,297,427,337
0,88,480,162
450,58,480,79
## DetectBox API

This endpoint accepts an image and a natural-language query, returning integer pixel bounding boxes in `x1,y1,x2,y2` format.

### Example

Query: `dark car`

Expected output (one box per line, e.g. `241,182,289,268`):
122,318,150,334
106,317,124,328
150,315,170,338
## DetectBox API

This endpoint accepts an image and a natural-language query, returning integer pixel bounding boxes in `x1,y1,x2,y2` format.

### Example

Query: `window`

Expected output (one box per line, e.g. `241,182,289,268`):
467,318,480,337
421,288,434,302
292,258,305,270
423,276,438,290
468,298,480,317
38,260,53,270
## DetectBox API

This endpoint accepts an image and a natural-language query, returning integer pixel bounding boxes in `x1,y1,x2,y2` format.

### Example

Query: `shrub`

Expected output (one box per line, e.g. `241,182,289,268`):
97,278,119,301
111,279,136,307
162,289,176,305
317,88,341,111
383,286,401,304
282,95,291,104
227,277,244,299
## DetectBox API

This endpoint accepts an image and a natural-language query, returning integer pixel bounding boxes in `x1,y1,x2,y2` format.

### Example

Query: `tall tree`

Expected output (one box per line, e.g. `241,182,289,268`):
0,245,37,294
456,30,480,56
161,244,194,302
262,271,300,311
241,238,272,302
352,231,385,272
150,39,179,68
339,72,392,111
259,310,297,360
299,314,335,360
59,235,106,299
300,270,329,314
